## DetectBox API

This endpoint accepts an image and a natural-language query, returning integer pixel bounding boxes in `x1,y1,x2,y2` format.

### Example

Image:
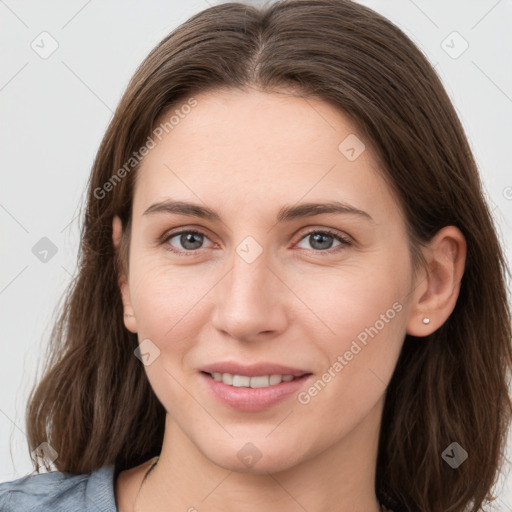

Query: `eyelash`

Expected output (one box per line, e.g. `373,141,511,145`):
160,228,352,256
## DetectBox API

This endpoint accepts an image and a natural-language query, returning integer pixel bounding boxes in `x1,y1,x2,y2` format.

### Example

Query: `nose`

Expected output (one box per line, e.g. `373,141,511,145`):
210,247,290,342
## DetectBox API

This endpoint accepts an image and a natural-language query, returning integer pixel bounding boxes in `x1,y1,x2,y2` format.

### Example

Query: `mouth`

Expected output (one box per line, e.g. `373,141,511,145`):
199,363,313,411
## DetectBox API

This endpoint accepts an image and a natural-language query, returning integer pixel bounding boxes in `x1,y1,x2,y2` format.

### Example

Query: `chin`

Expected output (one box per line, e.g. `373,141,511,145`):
202,440,306,475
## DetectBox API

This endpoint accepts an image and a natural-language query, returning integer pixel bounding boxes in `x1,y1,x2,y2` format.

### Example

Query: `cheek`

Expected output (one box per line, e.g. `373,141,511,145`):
128,261,205,412
290,250,411,412
129,258,214,354
293,271,406,437
296,253,410,345
130,264,173,326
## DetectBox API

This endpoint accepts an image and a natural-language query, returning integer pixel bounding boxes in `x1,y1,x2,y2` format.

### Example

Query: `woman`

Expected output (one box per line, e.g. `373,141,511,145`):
1,1,511,511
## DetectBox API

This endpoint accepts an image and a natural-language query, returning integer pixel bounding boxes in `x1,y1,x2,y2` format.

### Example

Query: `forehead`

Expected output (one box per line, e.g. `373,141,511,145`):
132,88,402,228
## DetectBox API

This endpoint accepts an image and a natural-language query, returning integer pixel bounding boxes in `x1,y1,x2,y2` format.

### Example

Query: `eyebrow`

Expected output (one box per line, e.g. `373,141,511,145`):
142,199,374,223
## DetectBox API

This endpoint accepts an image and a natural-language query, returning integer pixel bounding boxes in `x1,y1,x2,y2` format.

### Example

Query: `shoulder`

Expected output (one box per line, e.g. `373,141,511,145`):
0,464,117,512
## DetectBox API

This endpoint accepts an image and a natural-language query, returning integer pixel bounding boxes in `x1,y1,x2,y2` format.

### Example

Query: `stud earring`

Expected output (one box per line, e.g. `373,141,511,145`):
422,317,430,325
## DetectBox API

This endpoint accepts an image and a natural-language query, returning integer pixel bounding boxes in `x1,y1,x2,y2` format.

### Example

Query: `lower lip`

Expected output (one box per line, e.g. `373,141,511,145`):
200,372,312,412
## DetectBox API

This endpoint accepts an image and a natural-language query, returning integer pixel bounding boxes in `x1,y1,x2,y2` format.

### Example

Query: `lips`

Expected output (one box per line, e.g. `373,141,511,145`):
200,371,312,411
198,361,313,411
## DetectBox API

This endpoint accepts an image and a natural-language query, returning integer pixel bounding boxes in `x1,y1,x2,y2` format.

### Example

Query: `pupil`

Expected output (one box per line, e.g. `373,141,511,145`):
311,233,332,250
181,232,203,250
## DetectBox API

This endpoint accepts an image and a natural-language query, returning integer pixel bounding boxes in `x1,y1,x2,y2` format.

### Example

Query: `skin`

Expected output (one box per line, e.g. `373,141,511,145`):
112,87,466,512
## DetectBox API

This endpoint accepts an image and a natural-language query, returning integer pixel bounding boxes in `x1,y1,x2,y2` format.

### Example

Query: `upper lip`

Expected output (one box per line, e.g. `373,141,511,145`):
200,362,311,378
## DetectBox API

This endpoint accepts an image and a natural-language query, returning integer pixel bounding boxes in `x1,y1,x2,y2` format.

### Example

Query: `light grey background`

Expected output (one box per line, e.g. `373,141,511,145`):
1,0,511,509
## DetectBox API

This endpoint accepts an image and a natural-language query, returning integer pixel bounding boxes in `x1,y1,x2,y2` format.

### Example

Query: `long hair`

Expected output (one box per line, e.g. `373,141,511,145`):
25,1,512,511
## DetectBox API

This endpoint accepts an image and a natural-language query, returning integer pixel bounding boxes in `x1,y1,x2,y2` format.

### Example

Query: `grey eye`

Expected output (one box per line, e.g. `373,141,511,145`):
296,231,343,251
169,231,205,251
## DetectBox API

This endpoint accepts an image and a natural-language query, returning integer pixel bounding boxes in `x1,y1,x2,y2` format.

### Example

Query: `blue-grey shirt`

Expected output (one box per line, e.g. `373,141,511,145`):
0,465,117,512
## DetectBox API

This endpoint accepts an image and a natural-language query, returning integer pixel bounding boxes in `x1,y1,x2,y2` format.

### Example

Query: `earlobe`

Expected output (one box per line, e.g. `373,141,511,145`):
112,216,138,334
406,226,466,337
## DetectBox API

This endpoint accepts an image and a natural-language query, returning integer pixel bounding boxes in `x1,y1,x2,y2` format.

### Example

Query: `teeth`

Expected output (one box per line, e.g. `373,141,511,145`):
269,374,282,385
221,373,233,385
210,372,299,388
233,375,251,387
249,376,269,388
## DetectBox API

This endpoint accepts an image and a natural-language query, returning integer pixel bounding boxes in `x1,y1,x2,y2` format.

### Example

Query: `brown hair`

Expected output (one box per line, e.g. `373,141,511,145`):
25,1,512,511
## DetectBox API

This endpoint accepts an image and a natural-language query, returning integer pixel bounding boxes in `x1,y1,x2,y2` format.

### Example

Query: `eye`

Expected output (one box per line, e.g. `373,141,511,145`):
295,229,352,253
162,230,214,255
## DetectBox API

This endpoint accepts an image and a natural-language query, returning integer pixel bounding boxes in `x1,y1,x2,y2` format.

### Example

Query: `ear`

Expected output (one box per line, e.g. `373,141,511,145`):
112,215,137,333
406,226,467,337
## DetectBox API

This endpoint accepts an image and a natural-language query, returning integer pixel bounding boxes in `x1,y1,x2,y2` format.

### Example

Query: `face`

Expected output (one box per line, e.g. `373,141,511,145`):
114,87,418,473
